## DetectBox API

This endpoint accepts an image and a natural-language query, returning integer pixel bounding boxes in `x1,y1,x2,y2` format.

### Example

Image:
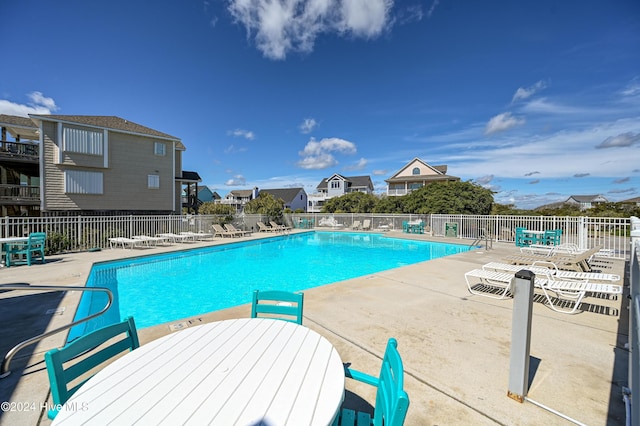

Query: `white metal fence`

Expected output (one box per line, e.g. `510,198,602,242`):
0,213,632,259
627,216,640,425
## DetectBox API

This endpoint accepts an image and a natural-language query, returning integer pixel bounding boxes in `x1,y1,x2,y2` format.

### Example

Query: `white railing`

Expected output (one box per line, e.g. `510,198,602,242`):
627,216,640,426
286,213,632,259
0,213,632,258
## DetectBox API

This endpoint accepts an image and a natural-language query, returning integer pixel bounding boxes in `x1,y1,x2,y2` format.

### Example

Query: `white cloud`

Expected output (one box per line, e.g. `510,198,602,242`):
228,128,255,140
621,78,640,97
0,91,59,116
299,117,318,133
426,0,439,18
511,80,547,103
225,175,247,185
343,157,368,171
297,136,357,169
475,175,494,185
484,112,525,135
372,169,387,175
227,0,393,60
596,132,640,149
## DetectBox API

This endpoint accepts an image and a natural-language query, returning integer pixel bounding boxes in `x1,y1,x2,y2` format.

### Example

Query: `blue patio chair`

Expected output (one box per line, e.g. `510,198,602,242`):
5,232,46,266
334,338,410,426
251,290,304,325
44,317,139,420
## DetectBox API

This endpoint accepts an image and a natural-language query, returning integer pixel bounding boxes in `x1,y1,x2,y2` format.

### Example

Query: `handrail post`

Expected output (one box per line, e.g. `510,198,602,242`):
0,284,113,378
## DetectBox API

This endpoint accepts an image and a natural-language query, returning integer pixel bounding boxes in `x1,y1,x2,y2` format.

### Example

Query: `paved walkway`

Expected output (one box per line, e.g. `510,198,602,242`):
0,231,629,425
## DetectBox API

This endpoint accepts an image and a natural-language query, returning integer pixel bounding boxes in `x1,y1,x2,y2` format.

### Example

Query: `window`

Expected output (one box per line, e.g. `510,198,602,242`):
330,181,340,189
148,174,160,189
412,167,420,175
409,183,423,190
65,170,103,194
154,142,166,156
63,127,104,155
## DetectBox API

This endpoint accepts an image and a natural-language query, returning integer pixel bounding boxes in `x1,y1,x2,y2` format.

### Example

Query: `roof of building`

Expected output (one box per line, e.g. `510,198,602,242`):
566,195,607,203
229,189,254,197
180,171,201,182
259,188,305,203
385,157,459,183
0,114,40,140
29,114,183,145
316,174,373,190
620,196,640,203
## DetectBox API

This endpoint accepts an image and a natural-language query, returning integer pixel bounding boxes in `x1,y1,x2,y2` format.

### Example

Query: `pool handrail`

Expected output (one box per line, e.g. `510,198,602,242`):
0,284,113,378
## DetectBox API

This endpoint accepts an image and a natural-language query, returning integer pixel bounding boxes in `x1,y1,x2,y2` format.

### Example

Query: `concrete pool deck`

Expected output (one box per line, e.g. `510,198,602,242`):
0,230,629,425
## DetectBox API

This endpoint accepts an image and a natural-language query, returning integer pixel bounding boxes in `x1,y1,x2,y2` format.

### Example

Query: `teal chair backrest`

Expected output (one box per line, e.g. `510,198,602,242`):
341,338,410,426
374,338,409,426
44,317,139,419
251,290,304,325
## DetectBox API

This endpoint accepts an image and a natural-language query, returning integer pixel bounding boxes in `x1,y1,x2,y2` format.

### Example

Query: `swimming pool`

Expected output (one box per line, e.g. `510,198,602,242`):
71,232,472,337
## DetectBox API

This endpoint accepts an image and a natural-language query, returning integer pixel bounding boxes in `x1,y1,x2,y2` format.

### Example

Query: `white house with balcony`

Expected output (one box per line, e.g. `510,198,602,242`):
308,174,374,212
385,157,459,196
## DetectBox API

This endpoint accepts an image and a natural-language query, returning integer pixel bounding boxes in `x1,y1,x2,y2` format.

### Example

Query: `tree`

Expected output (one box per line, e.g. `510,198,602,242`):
199,202,235,224
402,181,494,214
321,192,379,213
373,195,405,213
244,192,284,221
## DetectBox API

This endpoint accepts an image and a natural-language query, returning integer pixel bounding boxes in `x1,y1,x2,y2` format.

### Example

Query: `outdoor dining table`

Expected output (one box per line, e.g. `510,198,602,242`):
51,317,345,425
0,237,29,265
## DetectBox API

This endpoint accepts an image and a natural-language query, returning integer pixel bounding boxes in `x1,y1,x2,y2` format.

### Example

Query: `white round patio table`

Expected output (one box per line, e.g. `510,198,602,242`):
51,318,345,425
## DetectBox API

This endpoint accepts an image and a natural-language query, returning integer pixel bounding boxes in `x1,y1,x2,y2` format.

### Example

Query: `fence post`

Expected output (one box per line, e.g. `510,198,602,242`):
507,269,535,403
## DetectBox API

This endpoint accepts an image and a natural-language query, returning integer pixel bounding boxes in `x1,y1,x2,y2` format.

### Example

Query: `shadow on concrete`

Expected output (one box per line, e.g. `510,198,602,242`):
469,284,620,316
0,284,64,421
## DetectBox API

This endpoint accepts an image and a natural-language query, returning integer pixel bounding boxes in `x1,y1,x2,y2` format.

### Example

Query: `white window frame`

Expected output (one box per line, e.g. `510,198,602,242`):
64,170,103,194
148,174,160,189
154,142,166,156
63,127,104,155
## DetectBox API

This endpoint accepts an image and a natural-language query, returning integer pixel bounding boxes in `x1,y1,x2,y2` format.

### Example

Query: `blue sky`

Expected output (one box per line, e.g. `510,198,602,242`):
1,0,639,209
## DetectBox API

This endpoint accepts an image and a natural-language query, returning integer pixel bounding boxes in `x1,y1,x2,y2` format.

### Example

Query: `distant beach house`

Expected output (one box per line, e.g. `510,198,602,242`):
197,186,221,203
565,195,608,210
259,188,307,212
620,196,640,207
220,188,257,213
385,157,459,196
0,114,199,216
220,186,308,212
308,174,374,213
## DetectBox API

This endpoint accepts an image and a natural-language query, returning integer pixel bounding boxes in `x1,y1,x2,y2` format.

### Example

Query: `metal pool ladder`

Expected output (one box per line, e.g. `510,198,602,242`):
0,284,113,378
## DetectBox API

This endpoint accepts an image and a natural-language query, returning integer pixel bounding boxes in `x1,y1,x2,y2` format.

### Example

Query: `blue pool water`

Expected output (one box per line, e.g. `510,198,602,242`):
71,232,471,338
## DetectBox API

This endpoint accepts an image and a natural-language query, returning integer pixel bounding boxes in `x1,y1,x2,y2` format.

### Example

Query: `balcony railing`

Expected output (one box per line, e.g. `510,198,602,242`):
0,141,39,161
0,184,40,203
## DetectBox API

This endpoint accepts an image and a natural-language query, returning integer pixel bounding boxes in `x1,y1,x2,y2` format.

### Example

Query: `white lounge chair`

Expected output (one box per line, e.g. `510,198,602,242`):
108,237,144,249
351,221,361,230
132,235,167,246
361,219,371,231
482,261,621,283
180,231,213,240
464,268,622,313
156,233,192,243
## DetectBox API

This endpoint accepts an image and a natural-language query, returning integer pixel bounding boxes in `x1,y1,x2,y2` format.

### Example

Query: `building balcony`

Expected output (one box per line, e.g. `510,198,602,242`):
0,184,40,205
0,141,39,163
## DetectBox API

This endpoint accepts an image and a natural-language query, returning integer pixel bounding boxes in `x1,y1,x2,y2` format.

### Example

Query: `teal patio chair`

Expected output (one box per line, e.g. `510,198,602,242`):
251,290,304,325
44,317,139,420
334,338,410,426
5,232,46,266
